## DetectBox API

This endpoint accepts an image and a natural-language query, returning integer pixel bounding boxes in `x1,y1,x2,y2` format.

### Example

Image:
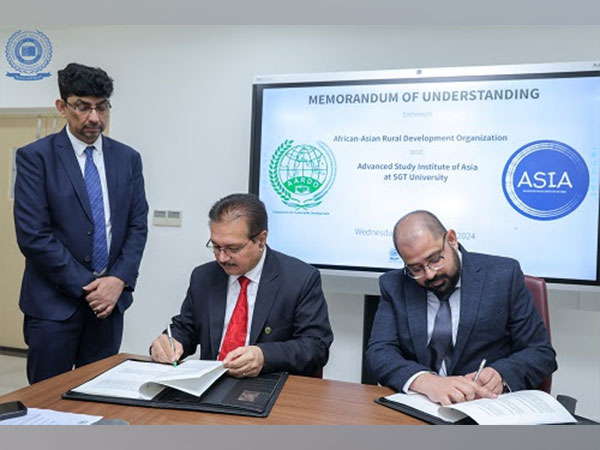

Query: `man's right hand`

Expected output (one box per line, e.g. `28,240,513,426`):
409,372,497,405
150,333,184,365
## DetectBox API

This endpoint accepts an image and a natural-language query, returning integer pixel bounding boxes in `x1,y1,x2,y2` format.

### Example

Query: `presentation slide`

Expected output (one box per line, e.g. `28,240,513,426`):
251,63,600,284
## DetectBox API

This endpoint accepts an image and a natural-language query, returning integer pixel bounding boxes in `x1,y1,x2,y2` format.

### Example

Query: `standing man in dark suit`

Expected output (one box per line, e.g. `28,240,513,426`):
150,193,333,377
14,63,149,384
366,210,556,405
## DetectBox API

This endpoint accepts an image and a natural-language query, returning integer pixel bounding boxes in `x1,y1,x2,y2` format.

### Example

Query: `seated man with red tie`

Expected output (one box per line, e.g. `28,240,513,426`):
150,193,333,377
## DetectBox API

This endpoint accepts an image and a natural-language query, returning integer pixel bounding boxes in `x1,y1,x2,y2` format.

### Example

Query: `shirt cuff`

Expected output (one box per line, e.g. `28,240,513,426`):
403,370,431,393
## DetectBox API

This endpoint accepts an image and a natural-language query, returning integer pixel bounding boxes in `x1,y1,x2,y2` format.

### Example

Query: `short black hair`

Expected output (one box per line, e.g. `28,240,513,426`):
57,63,113,100
208,193,268,238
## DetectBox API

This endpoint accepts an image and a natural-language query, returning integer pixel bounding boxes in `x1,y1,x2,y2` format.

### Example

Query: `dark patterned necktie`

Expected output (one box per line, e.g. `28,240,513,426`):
84,146,108,273
428,293,454,374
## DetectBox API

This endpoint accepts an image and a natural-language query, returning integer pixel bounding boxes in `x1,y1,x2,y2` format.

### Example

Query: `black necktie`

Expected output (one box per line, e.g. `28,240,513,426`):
428,293,454,374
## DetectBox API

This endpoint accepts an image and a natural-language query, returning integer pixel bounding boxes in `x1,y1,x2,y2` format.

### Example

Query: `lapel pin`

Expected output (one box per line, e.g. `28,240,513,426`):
264,326,272,335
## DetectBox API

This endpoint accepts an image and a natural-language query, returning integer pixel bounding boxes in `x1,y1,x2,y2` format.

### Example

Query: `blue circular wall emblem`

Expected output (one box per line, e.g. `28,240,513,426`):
388,248,401,263
502,140,589,220
5,30,53,81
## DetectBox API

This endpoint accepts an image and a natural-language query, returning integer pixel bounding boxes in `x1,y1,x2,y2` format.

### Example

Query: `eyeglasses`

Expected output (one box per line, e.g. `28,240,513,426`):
65,99,111,116
206,233,261,256
403,232,447,280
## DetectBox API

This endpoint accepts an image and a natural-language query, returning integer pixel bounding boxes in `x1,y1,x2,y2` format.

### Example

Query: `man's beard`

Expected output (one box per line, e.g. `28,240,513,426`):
423,250,461,298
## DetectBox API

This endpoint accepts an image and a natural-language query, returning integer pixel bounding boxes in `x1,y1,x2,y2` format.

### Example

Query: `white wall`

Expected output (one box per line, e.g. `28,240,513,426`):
1,25,599,419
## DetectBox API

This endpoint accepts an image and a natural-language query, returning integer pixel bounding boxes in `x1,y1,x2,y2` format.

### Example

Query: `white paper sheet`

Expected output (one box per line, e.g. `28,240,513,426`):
0,408,102,425
384,393,466,423
384,389,577,425
71,359,226,400
445,390,577,425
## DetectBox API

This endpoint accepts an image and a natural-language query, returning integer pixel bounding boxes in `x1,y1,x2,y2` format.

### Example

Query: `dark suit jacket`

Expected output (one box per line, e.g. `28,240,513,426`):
365,247,557,392
170,248,334,376
14,127,148,321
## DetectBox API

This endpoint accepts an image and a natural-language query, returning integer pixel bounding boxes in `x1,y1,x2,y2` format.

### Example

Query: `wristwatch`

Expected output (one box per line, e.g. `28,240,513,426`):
502,379,511,393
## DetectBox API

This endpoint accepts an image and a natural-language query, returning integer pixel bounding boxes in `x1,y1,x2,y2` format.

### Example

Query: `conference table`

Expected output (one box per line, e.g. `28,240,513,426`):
0,353,425,425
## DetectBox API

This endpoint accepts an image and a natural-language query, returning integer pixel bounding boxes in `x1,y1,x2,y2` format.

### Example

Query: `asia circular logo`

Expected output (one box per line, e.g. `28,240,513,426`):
5,30,53,81
269,140,336,209
502,140,589,220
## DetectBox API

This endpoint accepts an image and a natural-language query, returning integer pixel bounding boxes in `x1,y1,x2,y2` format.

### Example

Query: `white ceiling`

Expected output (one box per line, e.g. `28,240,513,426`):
2,0,600,26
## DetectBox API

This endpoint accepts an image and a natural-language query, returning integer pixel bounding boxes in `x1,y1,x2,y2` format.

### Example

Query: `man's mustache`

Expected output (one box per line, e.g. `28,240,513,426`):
425,273,447,287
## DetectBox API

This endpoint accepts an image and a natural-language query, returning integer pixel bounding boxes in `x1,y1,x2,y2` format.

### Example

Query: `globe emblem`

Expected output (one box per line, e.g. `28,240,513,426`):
279,144,328,196
270,140,337,209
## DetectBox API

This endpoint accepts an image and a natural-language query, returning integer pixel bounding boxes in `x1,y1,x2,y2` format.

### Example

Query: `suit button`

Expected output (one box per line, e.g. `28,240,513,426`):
87,229,93,235
84,256,91,263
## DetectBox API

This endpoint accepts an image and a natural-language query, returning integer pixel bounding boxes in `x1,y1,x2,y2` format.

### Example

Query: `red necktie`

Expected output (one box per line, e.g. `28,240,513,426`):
218,276,250,360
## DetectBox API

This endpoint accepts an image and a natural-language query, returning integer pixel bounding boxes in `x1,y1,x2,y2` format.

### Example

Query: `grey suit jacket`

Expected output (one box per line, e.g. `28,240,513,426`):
365,246,557,392
170,247,334,376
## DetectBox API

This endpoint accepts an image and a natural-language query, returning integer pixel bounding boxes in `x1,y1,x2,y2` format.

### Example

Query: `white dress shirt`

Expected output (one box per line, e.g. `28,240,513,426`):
219,247,267,349
66,127,112,251
403,249,463,393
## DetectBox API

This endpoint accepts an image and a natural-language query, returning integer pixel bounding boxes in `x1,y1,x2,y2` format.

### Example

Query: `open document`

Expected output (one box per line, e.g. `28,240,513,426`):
0,408,103,425
381,390,577,425
70,360,227,400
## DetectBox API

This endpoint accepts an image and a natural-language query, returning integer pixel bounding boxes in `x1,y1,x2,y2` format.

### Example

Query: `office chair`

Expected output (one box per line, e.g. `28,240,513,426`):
311,369,324,379
524,275,553,394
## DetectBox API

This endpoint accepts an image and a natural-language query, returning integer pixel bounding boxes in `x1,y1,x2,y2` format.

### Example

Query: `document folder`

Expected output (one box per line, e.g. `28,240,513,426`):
375,397,599,425
62,359,288,418
375,397,474,425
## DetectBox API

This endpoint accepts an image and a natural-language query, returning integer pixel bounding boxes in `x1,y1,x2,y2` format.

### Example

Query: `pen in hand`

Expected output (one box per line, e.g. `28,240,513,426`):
167,324,178,367
473,358,486,382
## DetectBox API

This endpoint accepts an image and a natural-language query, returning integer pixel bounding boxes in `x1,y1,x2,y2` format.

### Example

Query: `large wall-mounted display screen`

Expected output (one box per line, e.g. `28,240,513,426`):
249,62,600,285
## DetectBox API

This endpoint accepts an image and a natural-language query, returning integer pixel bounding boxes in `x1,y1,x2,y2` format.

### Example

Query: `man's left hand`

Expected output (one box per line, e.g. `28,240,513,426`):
222,345,265,378
83,276,125,319
466,367,504,395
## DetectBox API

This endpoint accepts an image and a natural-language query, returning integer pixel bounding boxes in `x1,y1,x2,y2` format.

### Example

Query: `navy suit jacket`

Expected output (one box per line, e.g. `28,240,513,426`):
170,248,334,376
365,247,557,392
14,127,148,321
